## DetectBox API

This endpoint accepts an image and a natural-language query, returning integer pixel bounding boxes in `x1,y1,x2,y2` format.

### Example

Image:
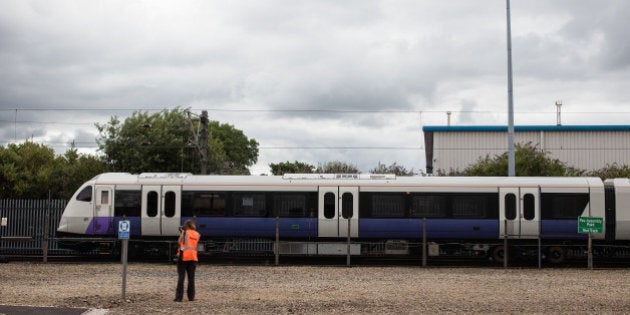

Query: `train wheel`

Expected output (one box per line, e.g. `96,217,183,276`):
491,246,505,264
547,246,566,264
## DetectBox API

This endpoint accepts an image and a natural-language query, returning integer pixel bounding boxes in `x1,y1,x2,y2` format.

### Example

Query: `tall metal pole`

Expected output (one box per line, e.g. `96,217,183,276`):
506,0,516,177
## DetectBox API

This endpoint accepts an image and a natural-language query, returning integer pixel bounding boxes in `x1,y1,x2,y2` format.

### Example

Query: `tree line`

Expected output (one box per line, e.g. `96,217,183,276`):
1,109,628,199
436,143,630,178
0,142,107,199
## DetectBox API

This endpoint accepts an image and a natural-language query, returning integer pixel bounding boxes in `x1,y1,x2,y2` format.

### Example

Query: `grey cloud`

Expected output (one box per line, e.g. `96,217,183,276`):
1,1,628,173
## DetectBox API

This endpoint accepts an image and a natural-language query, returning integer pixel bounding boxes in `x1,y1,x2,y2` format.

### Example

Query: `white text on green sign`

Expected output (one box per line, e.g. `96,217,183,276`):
578,216,603,234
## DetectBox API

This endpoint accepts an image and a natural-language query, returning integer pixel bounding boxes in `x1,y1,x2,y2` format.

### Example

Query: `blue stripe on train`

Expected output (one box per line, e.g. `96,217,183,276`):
98,217,586,240
359,219,499,239
540,220,586,240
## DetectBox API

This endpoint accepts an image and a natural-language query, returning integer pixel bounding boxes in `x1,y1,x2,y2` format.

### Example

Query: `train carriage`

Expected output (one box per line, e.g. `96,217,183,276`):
57,173,626,263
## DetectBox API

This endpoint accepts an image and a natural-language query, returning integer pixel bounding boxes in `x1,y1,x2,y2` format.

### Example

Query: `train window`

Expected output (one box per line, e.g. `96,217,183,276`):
275,193,308,217
341,193,353,219
147,191,158,217
410,195,446,218
76,186,92,202
370,194,406,218
100,190,109,204
505,194,517,220
233,193,267,217
181,191,226,217
164,191,176,218
541,193,589,219
324,193,335,219
452,195,488,218
114,190,141,217
523,194,535,220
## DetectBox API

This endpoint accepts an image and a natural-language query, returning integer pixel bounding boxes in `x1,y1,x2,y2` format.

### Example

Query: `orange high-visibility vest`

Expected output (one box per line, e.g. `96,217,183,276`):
178,230,200,262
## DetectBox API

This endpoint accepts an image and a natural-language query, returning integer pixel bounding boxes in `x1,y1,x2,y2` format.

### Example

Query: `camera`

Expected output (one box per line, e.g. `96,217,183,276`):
178,226,183,232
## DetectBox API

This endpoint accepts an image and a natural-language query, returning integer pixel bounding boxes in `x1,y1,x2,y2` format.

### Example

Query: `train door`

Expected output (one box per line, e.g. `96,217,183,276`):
499,187,540,239
93,186,113,234
142,185,161,236
519,187,540,239
318,186,359,238
161,185,181,236
339,187,358,238
142,185,181,236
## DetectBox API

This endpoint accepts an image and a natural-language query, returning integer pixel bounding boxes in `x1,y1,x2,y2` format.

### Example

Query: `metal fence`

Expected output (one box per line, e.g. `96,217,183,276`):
0,199,68,255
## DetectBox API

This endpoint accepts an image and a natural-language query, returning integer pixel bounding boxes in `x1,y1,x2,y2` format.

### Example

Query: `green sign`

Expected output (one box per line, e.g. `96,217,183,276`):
578,216,603,234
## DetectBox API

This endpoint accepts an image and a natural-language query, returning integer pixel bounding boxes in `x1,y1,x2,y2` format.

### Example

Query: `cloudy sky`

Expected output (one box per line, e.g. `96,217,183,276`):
1,0,629,175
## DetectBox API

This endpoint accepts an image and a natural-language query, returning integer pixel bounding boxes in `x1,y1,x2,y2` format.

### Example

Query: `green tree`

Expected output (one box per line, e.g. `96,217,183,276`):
96,108,259,174
208,121,259,175
53,146,110,199
0,142,56,198
96,109,190,173
587,163,630,180
0,142,106,199
269,161,316,175
440,143,585,176
370,162,416,176
315,161,359,174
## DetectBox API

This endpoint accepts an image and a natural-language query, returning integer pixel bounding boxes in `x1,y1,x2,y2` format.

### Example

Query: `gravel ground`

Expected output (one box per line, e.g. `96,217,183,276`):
1,262,630,314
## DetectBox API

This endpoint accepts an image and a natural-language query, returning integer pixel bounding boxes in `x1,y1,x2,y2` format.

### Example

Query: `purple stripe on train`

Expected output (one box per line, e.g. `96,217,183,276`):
85,217,142,236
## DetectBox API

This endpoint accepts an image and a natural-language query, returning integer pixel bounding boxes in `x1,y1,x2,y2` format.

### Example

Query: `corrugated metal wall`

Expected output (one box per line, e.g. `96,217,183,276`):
433,130,630,172
0,199,68,255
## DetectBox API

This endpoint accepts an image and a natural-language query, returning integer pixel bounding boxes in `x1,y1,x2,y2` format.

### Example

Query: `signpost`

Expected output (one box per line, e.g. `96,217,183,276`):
578,216,603,270
118,220,130,300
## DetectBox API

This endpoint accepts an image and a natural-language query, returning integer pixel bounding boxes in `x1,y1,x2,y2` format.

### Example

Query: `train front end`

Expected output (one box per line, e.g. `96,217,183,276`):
57,181,96,237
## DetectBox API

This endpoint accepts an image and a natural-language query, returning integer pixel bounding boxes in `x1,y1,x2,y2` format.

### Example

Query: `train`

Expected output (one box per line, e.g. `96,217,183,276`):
56,172,630,263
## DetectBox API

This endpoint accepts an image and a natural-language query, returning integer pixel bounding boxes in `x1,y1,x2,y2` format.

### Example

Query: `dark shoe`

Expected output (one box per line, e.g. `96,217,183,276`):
173,299,182,302
189,299,195,302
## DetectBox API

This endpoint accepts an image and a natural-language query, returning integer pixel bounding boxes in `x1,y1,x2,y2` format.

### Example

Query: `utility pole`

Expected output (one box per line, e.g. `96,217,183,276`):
186,110,210,175
199,110,209,175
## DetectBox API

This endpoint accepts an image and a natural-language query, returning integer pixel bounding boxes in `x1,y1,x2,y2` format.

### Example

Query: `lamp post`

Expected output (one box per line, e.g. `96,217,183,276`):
506,0,515,177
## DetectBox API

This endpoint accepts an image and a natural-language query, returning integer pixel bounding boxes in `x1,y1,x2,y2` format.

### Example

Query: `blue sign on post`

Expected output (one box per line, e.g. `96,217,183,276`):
118,220,130,239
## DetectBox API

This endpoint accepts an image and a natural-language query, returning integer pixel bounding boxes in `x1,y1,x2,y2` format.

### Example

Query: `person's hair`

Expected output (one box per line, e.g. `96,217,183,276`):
182,220,196,231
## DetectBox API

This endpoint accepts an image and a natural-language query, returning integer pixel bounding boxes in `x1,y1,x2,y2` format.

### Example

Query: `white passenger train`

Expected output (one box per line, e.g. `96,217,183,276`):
57,173,630,263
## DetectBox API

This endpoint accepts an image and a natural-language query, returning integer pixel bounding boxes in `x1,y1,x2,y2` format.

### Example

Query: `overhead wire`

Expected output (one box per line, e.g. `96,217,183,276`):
1,108,628,152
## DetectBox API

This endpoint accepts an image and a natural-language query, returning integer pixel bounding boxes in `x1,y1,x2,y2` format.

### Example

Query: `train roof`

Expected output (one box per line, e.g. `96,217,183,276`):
87,172,603,188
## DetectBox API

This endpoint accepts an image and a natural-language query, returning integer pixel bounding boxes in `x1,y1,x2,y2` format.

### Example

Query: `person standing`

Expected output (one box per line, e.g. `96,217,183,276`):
174,220,200,302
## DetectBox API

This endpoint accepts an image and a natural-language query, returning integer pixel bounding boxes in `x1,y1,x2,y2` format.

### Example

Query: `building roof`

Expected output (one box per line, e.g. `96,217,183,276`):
422,125,630,132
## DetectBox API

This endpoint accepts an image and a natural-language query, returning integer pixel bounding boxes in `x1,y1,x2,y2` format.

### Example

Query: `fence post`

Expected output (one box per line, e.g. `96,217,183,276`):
538,236,542,269
422,217,427,267
588,233,593,270
503,219,508,269
42,190,51,263
43,193,51,263
346,217,351,267
275,216,279,266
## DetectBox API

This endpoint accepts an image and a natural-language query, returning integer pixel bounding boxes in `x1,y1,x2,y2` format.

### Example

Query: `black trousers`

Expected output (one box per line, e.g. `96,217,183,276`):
175,261,197,301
